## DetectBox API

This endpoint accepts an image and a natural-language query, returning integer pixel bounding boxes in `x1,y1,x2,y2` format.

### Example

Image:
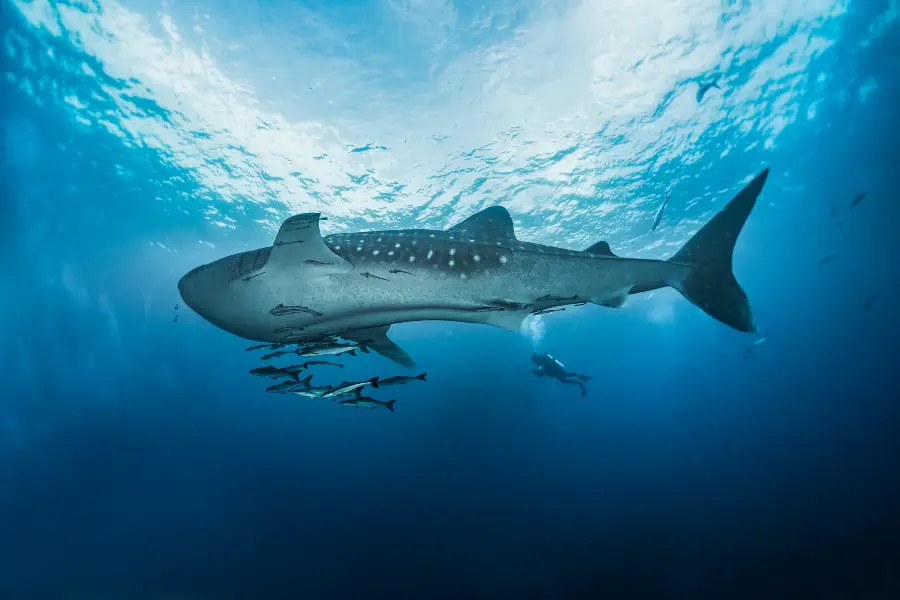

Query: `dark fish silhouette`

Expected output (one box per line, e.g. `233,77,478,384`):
270,304,323,317
321,377,380,398
266,380,301,394
536,295,578,302
262,349,299,361
173,314,178,322
375,373,427,387
246,343,279,352
742,334,769,360
696,78,721,102
338,397,396,411
850,192,867,208
250,365,304,381
652,190,670,231
817,253,835,266
299,360,344,369
360,272,389,281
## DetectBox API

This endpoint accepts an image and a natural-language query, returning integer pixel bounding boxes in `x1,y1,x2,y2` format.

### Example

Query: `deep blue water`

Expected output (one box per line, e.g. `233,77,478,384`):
2,1,900,599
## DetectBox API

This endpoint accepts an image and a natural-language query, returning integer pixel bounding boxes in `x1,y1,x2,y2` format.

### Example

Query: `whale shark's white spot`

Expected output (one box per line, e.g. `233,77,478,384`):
469,239,475,243
388,251,394,256
395,243,401,248
427,250,434,260
460,273,468,280
429,234,435,238
373,250,380,256
409,256,415,262
473,254,481,263
500,255,508,264
356,246,362,252
412,240,417,246
449,260,455,267
496,241,502,245
377,238,382,242
449,248,456,256
334,245,341,250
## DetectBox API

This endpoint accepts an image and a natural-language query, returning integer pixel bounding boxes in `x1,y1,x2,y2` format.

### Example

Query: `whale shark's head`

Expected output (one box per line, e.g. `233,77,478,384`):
178,247,271,333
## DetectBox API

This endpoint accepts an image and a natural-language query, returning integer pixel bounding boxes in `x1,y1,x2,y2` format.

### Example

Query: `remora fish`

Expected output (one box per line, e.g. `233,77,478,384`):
320,377,380,398
337,397,396,411
289,374,344,398
261,349,298,361
266,380,301,393
249,365,305,381
297,343,366,357
652,190,670,231
375,373,427,387
298,360,344,369
179,170,770,368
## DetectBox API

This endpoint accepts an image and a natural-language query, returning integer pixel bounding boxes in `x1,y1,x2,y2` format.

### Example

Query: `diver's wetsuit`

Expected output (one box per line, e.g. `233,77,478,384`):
529,353,591,396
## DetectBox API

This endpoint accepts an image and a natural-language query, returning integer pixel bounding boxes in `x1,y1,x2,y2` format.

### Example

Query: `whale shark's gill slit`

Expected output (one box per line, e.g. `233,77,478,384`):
241,271,266,282
536,294,578,302
274,240,304,247
304,259,334,266
388,269,414,275
269,304,324,318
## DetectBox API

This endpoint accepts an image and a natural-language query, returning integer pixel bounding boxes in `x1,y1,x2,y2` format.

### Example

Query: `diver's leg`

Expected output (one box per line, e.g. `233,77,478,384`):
564,370,592,383
560,377,587,396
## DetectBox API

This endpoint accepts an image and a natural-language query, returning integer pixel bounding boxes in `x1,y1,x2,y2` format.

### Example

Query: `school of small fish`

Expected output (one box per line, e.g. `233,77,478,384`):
246,335,427,412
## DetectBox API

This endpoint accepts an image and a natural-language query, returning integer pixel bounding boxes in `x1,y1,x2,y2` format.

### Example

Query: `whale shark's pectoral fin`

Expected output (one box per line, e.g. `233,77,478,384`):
590,285,633,309
269,213,352,274
342,326,416,369
484,309,532,332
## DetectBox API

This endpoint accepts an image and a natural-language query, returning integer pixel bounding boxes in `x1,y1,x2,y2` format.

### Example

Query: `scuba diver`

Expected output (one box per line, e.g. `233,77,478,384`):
529,352,592,396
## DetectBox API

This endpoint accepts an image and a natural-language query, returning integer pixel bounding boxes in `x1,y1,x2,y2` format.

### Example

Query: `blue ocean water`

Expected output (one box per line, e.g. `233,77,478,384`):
2,0,900,598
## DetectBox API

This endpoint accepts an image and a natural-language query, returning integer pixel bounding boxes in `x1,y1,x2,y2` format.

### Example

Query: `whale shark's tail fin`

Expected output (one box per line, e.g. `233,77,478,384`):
669,168,769,333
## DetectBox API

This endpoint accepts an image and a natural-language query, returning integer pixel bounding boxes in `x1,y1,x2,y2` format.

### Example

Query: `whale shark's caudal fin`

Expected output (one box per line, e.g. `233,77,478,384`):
669,168,769,333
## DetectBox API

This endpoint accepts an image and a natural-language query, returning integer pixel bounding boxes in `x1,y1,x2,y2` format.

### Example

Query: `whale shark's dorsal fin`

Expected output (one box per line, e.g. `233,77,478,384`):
342,326,416,369
269,213,352,273
583,241,618,257
448,206,517,241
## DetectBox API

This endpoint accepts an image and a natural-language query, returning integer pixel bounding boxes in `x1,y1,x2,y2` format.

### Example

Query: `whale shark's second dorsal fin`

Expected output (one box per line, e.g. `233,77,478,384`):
583,241,618,257
269,213,352,274
448,206,517,241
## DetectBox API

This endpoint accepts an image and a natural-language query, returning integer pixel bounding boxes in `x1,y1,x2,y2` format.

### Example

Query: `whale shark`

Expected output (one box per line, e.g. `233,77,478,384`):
179,169,769,368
